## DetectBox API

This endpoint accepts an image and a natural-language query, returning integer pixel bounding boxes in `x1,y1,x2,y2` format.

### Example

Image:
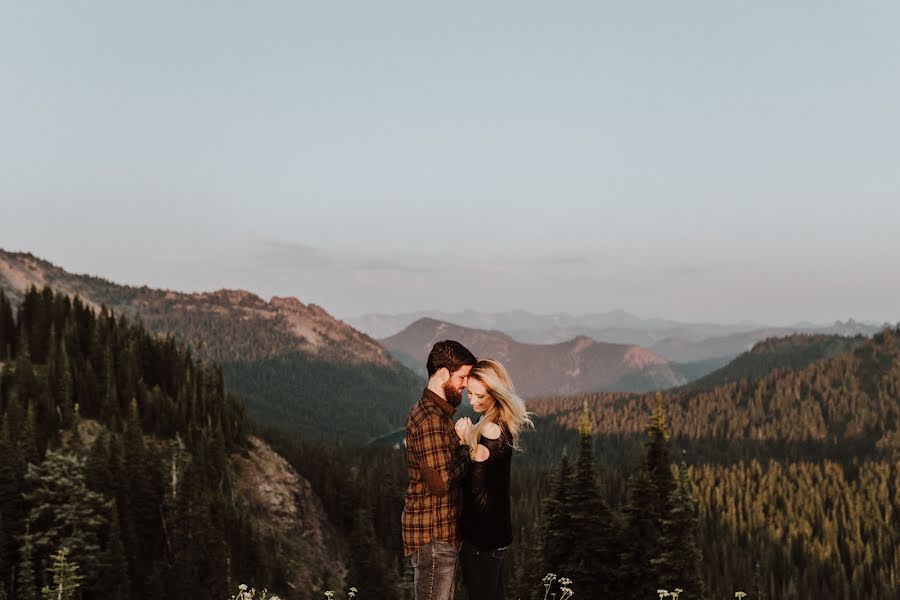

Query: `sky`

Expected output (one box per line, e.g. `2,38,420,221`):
2,2,899,324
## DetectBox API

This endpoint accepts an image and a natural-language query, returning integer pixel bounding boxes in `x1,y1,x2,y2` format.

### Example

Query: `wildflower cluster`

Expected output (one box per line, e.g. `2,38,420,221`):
230,584,280,600
541,572,574,600
323,587,359,599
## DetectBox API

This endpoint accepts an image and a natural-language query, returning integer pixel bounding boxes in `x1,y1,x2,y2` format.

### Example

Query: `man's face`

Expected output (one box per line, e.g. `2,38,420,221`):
442,365,472,405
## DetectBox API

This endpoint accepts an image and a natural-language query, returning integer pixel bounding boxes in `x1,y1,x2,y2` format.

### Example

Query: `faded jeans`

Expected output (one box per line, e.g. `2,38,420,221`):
411,540,459,600
459,540,506,600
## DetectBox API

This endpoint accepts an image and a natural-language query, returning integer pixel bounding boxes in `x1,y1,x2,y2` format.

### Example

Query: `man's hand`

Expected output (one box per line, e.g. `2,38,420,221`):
455,417,472,443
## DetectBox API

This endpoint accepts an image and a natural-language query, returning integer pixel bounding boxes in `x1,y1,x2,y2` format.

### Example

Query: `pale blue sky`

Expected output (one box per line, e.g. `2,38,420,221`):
2,2,899,324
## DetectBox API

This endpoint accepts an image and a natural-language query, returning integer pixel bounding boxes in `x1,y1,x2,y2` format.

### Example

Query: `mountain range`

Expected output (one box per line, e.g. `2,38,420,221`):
381,317,703,396
353,309,884,363
5,247,895,599
2,248,885,439
0,249,421,442
0,250,391,365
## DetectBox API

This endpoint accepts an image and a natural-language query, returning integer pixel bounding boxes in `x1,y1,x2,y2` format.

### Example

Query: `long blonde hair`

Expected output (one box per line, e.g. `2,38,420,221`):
465,359,534,458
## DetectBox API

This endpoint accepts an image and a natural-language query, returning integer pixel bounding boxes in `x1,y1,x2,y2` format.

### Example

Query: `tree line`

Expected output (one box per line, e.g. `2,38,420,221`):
0,286,284,599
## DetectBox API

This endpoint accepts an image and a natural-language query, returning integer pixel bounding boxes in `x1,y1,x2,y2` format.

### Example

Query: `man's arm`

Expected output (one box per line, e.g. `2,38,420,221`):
414,412,471,496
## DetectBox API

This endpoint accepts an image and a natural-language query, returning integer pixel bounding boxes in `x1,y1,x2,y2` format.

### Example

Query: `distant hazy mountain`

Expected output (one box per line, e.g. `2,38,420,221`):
349,308,763,342
650,321,882,363
0,249,422,441
353,308,884,364
380,317,693,396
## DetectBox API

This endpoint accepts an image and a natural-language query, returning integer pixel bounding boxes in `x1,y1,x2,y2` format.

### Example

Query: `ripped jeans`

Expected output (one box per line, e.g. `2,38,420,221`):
459,540,506,600
411,540,459,600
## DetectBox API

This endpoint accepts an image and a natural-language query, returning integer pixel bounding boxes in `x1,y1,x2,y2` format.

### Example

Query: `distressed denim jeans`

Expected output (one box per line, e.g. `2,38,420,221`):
411,540,459,600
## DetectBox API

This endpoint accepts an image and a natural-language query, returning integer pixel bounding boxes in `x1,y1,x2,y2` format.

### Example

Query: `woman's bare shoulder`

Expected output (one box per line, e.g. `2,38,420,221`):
481,421,502,440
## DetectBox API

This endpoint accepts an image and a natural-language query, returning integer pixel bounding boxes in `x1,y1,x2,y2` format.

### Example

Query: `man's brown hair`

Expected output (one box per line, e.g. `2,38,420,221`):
426,340,476,377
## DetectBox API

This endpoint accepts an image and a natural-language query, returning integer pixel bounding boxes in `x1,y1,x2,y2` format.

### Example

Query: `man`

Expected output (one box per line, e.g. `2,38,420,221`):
402,340,477,600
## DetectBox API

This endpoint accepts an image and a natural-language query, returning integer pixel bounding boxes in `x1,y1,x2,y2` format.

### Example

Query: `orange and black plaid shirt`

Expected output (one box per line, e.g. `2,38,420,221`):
401,388,471,556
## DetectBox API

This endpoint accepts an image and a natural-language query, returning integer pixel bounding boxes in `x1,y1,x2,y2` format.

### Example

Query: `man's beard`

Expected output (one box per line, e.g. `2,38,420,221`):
443,381,463,407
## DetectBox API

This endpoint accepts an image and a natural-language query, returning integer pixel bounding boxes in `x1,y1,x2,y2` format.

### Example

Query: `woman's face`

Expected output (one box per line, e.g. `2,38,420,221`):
467,377,496,414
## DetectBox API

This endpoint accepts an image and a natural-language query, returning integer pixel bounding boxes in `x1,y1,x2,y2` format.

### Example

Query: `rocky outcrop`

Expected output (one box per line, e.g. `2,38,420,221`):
231,435,347,595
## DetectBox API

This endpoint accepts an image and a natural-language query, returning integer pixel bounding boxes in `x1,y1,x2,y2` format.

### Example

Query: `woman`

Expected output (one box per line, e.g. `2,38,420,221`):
455,359,533,600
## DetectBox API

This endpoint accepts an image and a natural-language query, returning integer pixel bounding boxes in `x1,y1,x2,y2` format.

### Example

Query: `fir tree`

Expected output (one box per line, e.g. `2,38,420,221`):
654,464,704,596
618,467,659,600
0,413,25,572
54,335,75,428
40,546,82,600
16,532,38,600
644,393,676,521
21,450,111,583
541,451,574,576
565,402,617,595
0,290,14,360
348,506,397,598
19,402,41,469
92,504,130,600
619,395,677,600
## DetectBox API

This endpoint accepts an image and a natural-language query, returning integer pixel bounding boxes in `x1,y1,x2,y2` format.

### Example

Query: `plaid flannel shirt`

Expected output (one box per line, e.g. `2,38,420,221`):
401,388,471,556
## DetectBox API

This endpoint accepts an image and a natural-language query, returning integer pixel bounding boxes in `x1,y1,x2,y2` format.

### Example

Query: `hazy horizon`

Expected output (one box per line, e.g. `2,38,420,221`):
3,3,899,324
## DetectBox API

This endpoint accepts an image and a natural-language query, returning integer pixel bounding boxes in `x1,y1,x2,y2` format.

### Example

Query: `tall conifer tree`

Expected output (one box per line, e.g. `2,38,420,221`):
566,402,617,595
541,451,574,576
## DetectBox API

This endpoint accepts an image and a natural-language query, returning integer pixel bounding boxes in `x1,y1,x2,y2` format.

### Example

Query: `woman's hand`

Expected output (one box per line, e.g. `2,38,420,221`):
455,417,472,443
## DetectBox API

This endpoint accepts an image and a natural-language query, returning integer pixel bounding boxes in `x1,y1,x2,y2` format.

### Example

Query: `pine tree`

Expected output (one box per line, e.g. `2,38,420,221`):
99,346,118,427
0,290,14,360
618,395,677,600
21,450,111,583
0,413,25,573
654,464,704,597
92,504,130,600
348,506,397,598
644,393,676,521
20,402,41,469
54,335,75,428
541,451,574,576
565,402,617,595
618,467,659,600
123,398,165,580
13,328,37,405
40,546,82,600
16,533,38,600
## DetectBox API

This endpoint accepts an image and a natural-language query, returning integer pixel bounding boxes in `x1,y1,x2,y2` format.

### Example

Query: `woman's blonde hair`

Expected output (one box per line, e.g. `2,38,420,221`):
465,359,534,458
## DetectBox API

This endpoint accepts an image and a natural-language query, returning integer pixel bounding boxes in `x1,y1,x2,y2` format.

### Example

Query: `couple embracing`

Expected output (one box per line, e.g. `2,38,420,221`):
402,340,533,600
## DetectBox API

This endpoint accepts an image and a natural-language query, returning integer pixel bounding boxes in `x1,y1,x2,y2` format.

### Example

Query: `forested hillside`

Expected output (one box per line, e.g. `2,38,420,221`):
0,286,347,599
0,250,423,443
358,328,900,599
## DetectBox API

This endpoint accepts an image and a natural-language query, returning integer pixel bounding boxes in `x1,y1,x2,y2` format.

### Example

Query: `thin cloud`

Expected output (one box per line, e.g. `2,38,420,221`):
523,256,589,266
353,259,437,273
257,240,442,273
257,241,334,268
667,261,736,276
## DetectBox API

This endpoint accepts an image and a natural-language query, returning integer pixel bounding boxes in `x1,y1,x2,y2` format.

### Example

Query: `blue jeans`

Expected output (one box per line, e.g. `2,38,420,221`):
460,540,506,600
411,541,459,600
